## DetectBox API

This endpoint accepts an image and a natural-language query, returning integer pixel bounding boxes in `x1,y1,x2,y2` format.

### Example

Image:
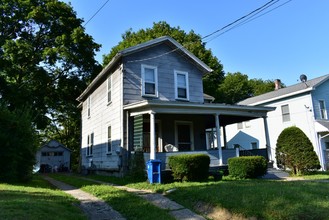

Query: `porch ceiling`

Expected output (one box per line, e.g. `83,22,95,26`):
124,100,275,126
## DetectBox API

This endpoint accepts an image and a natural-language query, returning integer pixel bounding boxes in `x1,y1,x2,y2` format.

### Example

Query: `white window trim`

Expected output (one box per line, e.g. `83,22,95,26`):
251,142,258,149
281,104,290,122
174,121,194,151
87,96,91,118
86,133,94,157
319,100,327,119
107,125,112,154
141,64,158,97
174,70,189,101
107,75,112,105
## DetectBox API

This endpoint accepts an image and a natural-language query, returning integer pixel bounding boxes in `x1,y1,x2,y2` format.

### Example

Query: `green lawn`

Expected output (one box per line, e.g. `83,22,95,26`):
49,174,176,220
0,175,86,220
9,173,328,220
81,172,329,220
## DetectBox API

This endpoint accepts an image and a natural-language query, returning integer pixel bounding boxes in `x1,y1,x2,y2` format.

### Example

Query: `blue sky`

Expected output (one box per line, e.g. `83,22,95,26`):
63,0,329,86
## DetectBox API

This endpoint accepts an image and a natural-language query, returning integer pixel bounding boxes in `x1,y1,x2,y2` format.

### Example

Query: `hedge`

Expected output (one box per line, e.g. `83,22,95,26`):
228,156,267,179
168,154,210,182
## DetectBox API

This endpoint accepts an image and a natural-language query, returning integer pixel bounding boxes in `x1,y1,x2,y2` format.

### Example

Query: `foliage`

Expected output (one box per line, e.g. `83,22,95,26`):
276,126,320,175
0,175,86,220
0,0,102,170
217,72,275,104
168,154,210,181
102,21,225,101
228,156,267,179
0,103,37,183
127,150,146,181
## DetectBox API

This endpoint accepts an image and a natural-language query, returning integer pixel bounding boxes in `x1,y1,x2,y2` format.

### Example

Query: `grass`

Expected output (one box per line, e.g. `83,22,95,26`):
0,174,86,220
77,172,329,220
8,172,327,220
302,171,329,180
49,173,175,220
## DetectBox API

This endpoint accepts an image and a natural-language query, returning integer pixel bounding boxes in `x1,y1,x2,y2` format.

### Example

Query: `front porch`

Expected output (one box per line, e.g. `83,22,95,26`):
124,100,275,167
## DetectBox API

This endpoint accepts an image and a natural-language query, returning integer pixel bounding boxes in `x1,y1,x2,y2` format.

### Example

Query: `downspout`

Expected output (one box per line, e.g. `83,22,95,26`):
318,133,329,171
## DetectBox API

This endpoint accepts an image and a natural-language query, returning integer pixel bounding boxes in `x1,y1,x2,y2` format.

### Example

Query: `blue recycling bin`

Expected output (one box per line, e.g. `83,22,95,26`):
146,159,162,184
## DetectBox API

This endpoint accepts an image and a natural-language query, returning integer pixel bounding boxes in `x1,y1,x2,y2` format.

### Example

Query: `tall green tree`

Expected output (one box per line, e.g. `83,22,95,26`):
0,102,37,183
276,126,320,175
216,72,276,104
102,21,225,99
0,0,102,171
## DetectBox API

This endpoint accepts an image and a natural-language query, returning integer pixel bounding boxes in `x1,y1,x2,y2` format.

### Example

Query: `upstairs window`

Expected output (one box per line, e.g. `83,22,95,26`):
174,71,189,100
87,96,91,118
142,64,158,97
319,100,327,119
107,76,112,104
107,126,112,154
281,104,290,122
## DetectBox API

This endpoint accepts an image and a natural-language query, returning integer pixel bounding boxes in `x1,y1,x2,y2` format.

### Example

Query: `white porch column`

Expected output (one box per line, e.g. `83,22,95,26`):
215,114,223,165
263,116,272,161
150,111,156,160
223,125,227,149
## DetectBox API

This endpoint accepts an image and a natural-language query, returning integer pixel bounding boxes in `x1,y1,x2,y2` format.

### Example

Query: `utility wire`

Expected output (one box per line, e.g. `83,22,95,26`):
113,0,291,63
202,0,278,40
84,0,110,27
205,0,292,43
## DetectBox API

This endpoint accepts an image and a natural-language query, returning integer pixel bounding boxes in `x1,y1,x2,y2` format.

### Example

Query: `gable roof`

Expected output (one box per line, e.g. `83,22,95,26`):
77,36,212,102
239,74,329,106
39,140,72,152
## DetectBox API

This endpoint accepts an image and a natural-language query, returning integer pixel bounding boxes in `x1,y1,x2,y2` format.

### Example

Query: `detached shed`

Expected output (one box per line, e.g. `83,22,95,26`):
36,140,71,172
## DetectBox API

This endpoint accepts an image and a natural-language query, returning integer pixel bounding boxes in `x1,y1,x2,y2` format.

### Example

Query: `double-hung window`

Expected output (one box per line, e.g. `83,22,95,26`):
142,64,158,97
281,104,290,122
87,133,94,156
107,126,112,154
107,76,112,104
174,70,189,100
87,96,91,118
319,100,327,119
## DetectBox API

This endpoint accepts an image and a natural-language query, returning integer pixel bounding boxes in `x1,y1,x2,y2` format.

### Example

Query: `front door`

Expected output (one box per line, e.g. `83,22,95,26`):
175,122,193,151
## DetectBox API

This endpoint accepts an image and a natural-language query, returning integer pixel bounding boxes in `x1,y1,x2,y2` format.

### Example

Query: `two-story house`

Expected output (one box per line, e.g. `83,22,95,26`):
225,75,329,170
77,36,274,175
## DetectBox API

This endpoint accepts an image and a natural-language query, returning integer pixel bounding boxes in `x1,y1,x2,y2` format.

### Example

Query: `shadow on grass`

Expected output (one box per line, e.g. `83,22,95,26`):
0,185,86,220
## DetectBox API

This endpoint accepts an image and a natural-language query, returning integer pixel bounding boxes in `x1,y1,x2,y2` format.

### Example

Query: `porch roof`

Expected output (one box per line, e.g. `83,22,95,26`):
123,100,275,126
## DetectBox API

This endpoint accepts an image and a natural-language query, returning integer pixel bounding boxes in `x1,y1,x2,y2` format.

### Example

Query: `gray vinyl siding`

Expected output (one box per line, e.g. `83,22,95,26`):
312,80,329,120
80,67,122,170
122,44,204,104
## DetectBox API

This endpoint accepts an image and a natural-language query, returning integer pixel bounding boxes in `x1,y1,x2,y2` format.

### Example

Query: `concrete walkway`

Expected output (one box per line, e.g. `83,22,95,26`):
43,175,126,220
43,175,205,220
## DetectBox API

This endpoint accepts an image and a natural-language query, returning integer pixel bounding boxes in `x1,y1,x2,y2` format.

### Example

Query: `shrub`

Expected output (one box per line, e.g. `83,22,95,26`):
127,148,146,181
168,154,210,182
0,105,37,183
228,156,267,179
276,126,320,175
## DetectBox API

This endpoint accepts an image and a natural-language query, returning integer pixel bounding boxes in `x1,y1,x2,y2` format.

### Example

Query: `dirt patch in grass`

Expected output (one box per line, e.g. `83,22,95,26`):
194,201,257,220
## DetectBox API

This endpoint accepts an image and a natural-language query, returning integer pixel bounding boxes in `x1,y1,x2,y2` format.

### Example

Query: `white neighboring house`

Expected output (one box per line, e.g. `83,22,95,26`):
225,75,329,170
36,140,71,172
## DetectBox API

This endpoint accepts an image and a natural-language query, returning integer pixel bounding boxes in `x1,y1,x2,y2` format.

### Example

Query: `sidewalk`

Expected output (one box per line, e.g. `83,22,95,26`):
43,175,205,220
43,175,126,220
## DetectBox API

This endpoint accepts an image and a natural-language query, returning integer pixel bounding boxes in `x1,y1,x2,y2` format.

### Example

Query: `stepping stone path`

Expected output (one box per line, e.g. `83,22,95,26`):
43,175,206,220
43,176,126,220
